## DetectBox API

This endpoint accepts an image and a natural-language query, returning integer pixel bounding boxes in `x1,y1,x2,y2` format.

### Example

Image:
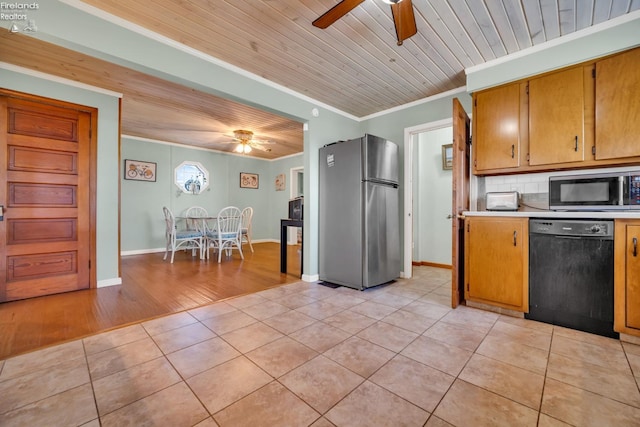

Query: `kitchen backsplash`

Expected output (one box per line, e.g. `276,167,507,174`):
478,173,550,210
484,173,549,194
477,165,640,211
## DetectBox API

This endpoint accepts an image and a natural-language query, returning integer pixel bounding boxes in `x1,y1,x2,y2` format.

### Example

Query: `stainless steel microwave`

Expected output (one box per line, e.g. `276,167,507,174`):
549,171,640,210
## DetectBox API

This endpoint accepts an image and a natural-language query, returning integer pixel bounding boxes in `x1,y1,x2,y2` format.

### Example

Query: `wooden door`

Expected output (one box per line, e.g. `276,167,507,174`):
451,98,470,308
0,91,95,302
529,66,586,165
473,83,521,172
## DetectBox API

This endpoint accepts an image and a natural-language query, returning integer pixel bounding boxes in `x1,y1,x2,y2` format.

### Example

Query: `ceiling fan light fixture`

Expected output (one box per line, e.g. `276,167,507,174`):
381,0,403,4
235,142,252,154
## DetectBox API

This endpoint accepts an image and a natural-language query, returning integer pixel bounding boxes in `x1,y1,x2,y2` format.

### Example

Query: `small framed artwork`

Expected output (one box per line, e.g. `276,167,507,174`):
124,159,157,181
442,144,453,170
275,173,286,191
240,172,259,189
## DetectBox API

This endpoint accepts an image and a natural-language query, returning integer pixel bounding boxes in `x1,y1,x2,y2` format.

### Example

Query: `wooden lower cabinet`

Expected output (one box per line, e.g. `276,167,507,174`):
465,217,528,312
614,220,640,336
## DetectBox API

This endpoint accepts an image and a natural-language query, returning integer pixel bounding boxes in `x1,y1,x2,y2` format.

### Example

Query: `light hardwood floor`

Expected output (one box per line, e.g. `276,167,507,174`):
0,242,302,360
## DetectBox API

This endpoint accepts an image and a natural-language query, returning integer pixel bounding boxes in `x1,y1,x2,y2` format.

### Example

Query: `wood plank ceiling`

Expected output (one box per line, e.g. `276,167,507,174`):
3,0,639,159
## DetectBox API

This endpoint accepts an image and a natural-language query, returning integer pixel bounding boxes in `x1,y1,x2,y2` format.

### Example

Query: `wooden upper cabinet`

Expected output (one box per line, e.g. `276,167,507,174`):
595,47,640,160
470,46,638,176
529,66,589,166
472,82,523,173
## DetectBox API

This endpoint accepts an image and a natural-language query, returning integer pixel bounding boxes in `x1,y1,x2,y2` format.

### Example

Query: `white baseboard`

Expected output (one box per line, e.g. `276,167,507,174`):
302,273,319,282
121,247,166,256
121,239,280,257
98,277,122,288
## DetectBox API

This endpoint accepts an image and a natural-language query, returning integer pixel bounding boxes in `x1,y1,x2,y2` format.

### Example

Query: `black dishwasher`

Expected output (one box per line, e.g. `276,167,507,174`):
526,218,618,338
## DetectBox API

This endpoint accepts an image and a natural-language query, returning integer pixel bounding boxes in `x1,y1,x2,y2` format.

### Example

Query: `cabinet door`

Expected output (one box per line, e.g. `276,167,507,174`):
473,83,521,172
626,225,640,330
595,47,640,160
465,218,527,310
529,67,585,165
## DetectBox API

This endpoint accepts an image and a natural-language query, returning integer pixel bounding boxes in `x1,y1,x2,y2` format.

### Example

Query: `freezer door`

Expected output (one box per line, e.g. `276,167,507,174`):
362,134,398,184
363,181,400,288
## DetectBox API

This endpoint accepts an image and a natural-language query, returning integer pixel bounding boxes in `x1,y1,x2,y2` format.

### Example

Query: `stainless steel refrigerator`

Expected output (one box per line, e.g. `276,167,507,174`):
319,134,400,290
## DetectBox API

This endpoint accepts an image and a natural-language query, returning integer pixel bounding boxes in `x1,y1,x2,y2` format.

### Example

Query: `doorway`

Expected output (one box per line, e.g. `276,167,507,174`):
402,119,453,278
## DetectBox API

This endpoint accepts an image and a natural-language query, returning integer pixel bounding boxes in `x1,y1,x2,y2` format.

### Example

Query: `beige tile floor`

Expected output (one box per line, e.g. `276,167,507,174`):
1,266,640,426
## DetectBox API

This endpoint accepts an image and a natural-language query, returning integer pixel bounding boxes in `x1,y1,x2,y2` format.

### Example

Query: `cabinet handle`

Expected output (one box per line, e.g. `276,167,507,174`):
513,230,517,246
511,144,515,158
633,237,638,257
574,135,578,152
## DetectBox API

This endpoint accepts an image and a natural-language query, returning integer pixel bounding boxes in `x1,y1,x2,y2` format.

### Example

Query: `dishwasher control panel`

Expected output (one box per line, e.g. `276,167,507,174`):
530,219,613,238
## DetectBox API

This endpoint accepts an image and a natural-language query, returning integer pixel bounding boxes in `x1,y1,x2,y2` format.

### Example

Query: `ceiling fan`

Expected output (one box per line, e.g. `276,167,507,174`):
227,130,273,154
313,0,417,46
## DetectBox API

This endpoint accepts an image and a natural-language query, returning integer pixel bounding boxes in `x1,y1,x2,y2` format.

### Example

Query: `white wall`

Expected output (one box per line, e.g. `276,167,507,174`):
412,127,453,265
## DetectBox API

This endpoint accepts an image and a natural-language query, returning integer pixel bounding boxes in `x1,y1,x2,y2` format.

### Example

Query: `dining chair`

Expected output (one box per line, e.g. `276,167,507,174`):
240,207,254,253
163,206,204,263
204,206,244,263
184,206,209,233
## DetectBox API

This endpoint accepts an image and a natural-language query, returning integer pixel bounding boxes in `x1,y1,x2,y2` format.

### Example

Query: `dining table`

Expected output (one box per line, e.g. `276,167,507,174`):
176,216,217,259
178,216,217,231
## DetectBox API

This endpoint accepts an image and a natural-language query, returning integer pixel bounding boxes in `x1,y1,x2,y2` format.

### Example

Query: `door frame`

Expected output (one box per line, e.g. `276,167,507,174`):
0,88,98,290
402,118,453,279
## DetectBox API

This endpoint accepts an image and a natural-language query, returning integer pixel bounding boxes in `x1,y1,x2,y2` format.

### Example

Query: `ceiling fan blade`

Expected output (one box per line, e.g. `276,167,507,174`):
391,0,417,45
249,143,272,152
312,0,365,29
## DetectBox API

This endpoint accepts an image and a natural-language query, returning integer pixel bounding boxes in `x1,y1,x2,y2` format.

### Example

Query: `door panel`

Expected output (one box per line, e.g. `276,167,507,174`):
9,145,78,173
452,98,471,308
0,93,93,302
9,183,77,207
363,182,400,287
7,218,77,244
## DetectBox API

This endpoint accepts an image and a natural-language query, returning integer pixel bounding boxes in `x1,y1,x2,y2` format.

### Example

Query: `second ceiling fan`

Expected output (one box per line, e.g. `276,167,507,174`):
313,0,417,46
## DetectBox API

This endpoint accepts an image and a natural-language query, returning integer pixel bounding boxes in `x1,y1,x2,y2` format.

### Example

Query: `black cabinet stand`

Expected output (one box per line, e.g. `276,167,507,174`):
280,219,303,277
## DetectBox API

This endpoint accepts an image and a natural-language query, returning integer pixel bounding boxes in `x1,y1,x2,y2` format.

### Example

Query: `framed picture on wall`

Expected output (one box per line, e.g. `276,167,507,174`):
275,173,285,191
240,172,259,189
442,144,453,170
124,159,157,181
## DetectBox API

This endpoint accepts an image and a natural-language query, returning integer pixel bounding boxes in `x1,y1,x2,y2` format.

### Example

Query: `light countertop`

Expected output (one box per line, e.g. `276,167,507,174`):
464,210,640,219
